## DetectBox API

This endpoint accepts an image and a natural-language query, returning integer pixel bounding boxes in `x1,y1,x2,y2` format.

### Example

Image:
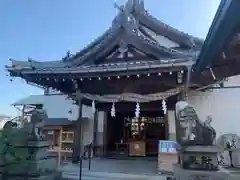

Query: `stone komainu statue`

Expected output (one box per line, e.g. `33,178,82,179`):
26,109,48,140
0,111,61,179
175,101,216,147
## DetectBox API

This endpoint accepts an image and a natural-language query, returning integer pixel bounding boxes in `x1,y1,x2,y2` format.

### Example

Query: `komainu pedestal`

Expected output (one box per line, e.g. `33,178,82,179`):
5,141,61,180
173,146,232,180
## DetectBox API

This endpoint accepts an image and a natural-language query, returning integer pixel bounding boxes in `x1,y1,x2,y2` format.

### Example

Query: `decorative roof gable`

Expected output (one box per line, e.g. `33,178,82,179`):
104,42,151,61
65,0,203,66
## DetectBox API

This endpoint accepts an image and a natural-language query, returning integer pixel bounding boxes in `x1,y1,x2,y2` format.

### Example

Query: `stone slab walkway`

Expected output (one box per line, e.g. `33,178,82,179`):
59,158,171,180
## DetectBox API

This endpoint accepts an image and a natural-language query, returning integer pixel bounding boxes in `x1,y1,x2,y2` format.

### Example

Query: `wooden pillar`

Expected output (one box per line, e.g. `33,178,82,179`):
72,95,83,164
92,110,98,157
164,112,169,140
94,111,106,157
177,91,187,103
167,110,176,141
58,127,63,165
183,65,192,101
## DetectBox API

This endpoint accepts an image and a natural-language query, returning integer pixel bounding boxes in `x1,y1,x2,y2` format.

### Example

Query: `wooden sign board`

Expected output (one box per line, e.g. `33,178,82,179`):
158,140,178,173
129,141,146,156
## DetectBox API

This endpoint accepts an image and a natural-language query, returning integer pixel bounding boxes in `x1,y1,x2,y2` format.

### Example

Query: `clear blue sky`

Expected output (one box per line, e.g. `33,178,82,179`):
0,0,220,117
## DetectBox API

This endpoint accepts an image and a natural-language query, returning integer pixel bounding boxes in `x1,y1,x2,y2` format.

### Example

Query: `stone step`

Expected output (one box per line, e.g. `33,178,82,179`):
63,174,120,180
62,171,168,180
60,163,170,180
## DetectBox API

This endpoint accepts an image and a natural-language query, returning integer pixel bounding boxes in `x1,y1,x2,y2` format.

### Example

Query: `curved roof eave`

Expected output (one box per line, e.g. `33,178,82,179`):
64,25,115,63
195,0,240,72
67,11,129,66
69,27,122,66
135,11,204,49
5,59,67,71
9,58,193,76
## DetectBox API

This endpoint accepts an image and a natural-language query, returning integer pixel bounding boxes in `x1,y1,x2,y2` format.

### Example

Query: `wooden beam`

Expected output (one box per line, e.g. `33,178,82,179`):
78,74,181,94
26,70,185,95
192,56,240,86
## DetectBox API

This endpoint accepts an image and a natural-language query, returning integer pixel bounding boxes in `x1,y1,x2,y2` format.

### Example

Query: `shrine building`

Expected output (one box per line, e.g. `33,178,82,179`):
5,0,240,163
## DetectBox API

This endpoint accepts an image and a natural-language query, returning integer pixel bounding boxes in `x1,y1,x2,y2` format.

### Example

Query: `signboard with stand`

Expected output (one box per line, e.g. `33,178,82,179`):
158,140,178,174
159,140,178,153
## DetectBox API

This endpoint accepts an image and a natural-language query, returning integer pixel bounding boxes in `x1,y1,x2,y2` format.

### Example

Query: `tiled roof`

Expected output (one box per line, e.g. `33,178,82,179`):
44,117,89,126
12,95,45,106
195,0,240,72
44,118,72,126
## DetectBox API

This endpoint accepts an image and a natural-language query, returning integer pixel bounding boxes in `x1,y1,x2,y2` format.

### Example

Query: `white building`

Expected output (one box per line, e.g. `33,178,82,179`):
12,88,105,149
